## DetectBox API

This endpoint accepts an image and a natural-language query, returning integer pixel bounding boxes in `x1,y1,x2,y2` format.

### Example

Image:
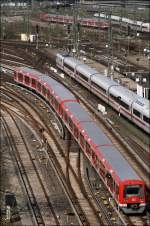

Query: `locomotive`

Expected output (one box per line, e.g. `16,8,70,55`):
14,67,147,214
56,53,150,134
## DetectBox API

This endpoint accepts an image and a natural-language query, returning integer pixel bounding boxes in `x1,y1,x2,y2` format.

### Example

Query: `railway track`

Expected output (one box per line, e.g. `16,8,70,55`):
2,81,149,226
1,107,60,226
83,157,149,226
1,84,107,225
1,46,149,224
41,66,150,179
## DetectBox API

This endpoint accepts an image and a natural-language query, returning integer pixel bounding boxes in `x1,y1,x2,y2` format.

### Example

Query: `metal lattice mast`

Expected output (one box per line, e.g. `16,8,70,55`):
73,0,79,57
107,10,113,77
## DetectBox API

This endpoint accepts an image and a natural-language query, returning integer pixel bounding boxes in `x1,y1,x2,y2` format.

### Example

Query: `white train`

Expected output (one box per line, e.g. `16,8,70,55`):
94,13,150,33
56,53,150,134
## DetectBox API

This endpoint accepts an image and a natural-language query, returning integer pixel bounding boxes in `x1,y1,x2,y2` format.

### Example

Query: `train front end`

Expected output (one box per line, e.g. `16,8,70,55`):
119,180,147,214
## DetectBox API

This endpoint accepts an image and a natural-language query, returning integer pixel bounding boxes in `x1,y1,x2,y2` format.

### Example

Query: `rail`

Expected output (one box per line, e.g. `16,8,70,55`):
1,113,45,226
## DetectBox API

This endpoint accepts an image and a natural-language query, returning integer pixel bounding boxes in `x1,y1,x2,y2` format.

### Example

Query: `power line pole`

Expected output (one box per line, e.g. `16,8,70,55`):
107,10,113,77
26,0,30,41
31,0,34,10
73,0,79,57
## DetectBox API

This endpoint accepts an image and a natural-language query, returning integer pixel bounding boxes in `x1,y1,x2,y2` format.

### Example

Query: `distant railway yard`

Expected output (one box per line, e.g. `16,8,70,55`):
0,1,150,226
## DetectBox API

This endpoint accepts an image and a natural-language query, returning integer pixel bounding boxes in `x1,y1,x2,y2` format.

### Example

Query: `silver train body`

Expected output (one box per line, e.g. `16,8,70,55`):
94,13,150,33
56,53,150,134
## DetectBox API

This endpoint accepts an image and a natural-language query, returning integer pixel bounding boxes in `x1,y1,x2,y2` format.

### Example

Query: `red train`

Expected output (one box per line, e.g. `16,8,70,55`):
40,13,109,29
14,66,147,214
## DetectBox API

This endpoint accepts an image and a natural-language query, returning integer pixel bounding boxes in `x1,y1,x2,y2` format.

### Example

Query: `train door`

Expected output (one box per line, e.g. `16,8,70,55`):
74,126,79,140
68,117,74,132
14,71,17,80
31,78,36,89
64,112,68,124
114,182,119,200
85,142,92,159
54,97,59,112
106,172,114,193
18,73,23,83
92,152,97,166
80,133,85,150
37,82,42,93
42,85,47,97
24,75,30,86
56,54,64,69
98,160,105,180
47,90,52,102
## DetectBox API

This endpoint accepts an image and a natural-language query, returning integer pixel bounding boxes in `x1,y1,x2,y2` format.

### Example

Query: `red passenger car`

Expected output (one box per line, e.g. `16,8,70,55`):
40,13,109,29
14,67,147,214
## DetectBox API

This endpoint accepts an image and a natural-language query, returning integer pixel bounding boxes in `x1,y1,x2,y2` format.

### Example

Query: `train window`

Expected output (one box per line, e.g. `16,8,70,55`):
18,73,23,82
51,96,54,106
78,72,88,82
42,85,47,96
25,76,30,85
32,79,36,88
110,94,129,110
124,185,144,199
110,94,115,100
64,112,68,123
143,115,150,124
115,184,119,198
106,173,113,192
92,152,95,159
91,81,106,93
64,63,74,72
94,155,99,168
133,109,141,118
74,127,79,139
68,118,73,130
47,91,52,101
80,133,85,148
14,72,17,79
59,107,63,117
86,143,91,156
55,100,59,111
116,185,119,195
98,161,105,179
37,82,41,92
100,167,105,179
119,100,129,110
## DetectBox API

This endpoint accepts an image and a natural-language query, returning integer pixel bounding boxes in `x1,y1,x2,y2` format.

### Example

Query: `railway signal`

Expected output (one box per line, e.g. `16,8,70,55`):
67,24,71,34
36,24,39,34
36,24,39,49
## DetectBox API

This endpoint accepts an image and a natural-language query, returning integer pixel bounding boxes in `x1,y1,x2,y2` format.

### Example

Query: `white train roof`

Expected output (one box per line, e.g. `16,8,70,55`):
92,74,119,90
77,65,99,78
61,55,150,117
64,56,84,69
109,85,150,116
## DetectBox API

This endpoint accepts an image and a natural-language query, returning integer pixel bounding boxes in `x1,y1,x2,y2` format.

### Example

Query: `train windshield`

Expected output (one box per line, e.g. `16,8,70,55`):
124,185,144,198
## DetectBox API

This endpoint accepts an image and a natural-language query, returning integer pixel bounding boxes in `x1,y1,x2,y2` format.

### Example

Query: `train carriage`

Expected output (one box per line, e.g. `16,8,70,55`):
14,67,147,214
40,13,109,29
56,53,150,134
